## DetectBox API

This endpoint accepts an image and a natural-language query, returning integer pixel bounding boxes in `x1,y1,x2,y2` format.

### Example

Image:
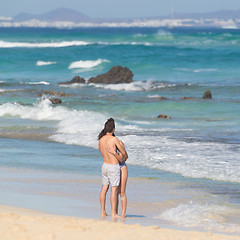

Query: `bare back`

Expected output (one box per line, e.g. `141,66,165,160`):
98,135,119,165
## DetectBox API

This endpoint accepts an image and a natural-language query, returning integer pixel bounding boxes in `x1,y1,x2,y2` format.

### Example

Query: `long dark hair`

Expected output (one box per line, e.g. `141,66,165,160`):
98,118,115,140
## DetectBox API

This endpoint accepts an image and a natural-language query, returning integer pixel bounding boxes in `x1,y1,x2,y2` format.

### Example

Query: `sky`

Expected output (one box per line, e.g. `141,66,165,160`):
1,0,240,18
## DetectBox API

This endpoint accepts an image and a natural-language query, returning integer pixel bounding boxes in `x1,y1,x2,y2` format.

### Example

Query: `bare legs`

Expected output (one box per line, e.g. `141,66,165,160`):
100,185,109,217
110,186,119,217
118,166,128,218
100,185,120,218
100,166,128,218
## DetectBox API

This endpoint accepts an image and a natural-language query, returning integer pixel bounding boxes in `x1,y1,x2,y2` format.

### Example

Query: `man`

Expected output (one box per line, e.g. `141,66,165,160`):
98,118,128,218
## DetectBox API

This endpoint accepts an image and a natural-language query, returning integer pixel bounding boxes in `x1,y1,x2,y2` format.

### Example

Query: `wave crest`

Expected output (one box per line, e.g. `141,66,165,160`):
36,61,57,66
27,81,50,85
0,40,91,48
89,80,176,92
68,59,110,69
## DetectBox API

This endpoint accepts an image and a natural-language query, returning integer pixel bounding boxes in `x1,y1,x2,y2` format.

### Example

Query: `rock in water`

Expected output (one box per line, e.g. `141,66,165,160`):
157,114,171,119
40,89,70,97
49,98,62,104
88,66,134,84
59,76,85,85
152,96,168,100
203,90,212,99
181,97,195,100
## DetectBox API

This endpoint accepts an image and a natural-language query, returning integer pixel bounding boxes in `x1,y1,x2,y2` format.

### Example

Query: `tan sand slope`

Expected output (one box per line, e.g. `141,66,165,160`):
0,205,239,240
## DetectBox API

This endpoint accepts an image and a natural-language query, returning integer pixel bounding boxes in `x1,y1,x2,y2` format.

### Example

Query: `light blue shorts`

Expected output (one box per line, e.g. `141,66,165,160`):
102,163,120,187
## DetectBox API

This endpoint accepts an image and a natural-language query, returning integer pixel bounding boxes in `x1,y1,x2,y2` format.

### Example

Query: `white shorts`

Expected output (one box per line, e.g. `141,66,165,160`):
102,163,120,187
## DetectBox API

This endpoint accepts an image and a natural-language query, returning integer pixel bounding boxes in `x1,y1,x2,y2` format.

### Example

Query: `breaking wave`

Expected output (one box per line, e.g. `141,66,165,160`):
0,100,239,183
193,68,218,73
0,88,23,93
36,61,57,66
89,80,176,92
0,40,91,48
26,81,50,85
68,59,110,69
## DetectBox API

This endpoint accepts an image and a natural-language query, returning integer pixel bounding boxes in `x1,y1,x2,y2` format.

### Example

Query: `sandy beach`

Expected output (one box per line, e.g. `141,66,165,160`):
0,204,239,240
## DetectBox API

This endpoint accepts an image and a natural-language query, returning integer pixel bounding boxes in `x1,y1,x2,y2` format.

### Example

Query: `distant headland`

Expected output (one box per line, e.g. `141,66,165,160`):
0,7,239,28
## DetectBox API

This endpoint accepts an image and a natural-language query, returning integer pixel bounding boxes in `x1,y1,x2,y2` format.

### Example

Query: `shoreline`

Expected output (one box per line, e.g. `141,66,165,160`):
1,166,240,235
0,204,239,240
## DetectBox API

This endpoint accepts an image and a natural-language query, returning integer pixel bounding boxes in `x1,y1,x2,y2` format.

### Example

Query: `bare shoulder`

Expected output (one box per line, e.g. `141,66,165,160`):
114,137,124,146
98,135,106,147
114,137,126,152
112,136,120,144
98,136,103,145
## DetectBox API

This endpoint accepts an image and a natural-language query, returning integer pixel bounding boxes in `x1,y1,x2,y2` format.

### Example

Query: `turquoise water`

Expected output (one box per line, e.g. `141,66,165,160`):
0,27,240,232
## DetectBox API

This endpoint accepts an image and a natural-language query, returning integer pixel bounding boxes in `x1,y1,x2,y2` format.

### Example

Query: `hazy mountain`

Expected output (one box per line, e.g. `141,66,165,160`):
13,8,240,23
163,9,240,19
14,13,36,21
14,8,90,22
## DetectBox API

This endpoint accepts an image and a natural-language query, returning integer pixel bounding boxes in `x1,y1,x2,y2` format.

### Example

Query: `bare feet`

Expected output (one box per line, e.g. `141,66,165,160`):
101,212,108,219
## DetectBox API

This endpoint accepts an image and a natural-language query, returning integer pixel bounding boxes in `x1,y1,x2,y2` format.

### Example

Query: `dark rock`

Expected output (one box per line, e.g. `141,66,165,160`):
88,66,134,84
157,114,171,119
49,98,62,104
59,76,85,85
41,89,70,97
153,96,168,100
203,90,212,99
181,97,195,100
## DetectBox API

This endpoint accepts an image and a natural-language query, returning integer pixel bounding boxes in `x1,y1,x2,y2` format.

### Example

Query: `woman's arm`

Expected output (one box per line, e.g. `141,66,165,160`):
115,139,128,161
119,140,128,161
107,146,124,162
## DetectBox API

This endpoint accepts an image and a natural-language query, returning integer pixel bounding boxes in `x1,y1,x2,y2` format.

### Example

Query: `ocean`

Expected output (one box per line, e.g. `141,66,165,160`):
0,27,240,233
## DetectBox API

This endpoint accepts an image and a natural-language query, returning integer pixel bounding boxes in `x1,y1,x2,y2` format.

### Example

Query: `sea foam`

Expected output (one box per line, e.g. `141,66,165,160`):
36,61,57,66
0,101,240,183
193,68,218,73
68,59,110,69
27,81,50,85
0,88,22,93
89,80,175,92
0,40,170,49
0,40,91,48
156,201,240,233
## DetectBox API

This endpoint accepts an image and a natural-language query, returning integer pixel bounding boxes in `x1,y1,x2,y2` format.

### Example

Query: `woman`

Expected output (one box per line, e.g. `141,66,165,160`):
117,140,128,218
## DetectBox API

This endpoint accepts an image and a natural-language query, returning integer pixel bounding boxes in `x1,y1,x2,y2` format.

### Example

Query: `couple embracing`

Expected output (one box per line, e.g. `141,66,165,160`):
98,118,128,218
